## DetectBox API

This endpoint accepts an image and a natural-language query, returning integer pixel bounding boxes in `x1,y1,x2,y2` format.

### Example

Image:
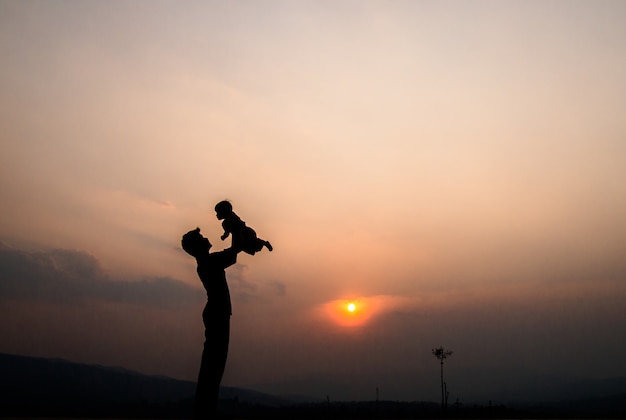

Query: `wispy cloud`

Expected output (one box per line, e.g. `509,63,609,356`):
227,263,288,302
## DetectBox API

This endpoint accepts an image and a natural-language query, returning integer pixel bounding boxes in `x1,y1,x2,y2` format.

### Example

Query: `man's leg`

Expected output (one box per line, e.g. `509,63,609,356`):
194,307,230,419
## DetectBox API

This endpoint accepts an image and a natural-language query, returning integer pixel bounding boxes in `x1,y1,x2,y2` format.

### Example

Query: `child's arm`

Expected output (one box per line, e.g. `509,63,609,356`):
220,219,230,240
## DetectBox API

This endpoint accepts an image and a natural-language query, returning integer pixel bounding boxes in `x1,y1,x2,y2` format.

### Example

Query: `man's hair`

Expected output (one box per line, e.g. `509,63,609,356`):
181,227,203,256
215,200,233,213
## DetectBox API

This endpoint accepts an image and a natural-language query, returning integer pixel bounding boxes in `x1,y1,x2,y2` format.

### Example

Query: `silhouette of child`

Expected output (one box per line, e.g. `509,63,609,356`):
215,200,273,255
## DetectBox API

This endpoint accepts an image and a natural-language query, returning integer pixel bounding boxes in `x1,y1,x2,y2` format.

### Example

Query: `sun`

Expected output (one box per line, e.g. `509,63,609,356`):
320,298,372,327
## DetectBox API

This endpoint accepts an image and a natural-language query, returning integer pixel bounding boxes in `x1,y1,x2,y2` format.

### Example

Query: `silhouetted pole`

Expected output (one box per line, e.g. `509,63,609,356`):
326,394,330,415
432,346,453,412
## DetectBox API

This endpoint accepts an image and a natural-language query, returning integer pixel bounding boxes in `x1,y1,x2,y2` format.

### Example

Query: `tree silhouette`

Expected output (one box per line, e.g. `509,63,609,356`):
432,346,453,412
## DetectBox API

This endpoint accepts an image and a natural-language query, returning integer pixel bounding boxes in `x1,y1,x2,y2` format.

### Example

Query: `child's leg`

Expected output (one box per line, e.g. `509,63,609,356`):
252,238,272,252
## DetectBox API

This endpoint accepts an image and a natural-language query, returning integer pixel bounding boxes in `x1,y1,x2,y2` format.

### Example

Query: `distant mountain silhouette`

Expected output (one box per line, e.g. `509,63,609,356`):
0,352,195,403
0,352,287,417
2,352,625,418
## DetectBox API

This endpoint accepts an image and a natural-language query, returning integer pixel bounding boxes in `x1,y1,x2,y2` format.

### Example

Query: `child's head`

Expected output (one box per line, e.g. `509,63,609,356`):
181,227,211,257
215,200,233,220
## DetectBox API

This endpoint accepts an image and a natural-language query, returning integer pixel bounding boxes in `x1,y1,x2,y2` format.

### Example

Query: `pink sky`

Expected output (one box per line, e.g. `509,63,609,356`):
2,0,626,401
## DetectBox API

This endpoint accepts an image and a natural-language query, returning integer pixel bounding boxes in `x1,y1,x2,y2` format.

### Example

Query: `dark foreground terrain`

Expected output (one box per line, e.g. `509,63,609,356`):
1,353,625,418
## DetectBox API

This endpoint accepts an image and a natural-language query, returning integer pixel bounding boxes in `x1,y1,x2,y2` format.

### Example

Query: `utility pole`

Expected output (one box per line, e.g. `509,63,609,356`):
432,346,453,412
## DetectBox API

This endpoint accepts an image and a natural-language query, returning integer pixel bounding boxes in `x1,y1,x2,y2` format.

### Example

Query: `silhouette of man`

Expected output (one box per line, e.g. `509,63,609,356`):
181,227,241,419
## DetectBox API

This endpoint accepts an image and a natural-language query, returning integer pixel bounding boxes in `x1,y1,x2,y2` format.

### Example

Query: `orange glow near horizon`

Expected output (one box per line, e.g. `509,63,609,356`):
321,297,378,327
319,298,370,327
318,295,415,328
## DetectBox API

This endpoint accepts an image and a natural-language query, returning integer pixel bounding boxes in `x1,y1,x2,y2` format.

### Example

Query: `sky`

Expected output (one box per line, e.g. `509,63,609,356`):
1,0,626,403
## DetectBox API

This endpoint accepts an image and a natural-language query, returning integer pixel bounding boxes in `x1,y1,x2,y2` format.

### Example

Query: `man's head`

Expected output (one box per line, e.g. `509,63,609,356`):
181,227,211,257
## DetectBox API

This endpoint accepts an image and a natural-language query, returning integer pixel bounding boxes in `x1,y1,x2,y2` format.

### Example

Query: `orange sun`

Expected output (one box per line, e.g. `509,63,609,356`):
320,298,372,327
321,295,408,328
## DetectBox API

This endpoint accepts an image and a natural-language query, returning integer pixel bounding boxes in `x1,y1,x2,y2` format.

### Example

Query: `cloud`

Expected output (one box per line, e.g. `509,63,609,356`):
270,280,286,297
0,245,203,308
227,264,257,302
226,263,287,302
